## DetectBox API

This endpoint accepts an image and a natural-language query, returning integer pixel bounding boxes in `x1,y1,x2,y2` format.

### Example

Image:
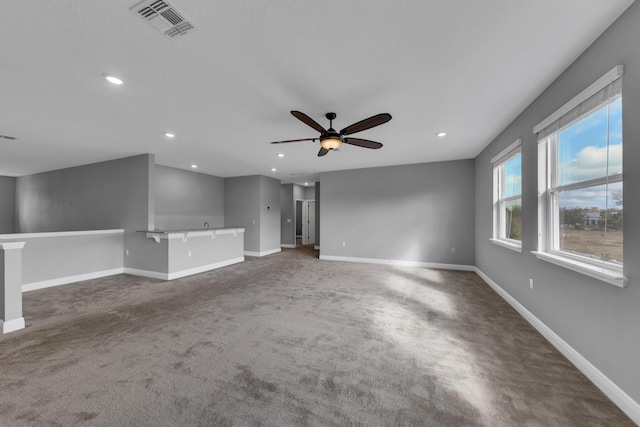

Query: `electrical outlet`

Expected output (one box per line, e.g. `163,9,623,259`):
188,251,192,257
451,247,456,253
529,278,534,289
342,242,346,247
125,249,129,256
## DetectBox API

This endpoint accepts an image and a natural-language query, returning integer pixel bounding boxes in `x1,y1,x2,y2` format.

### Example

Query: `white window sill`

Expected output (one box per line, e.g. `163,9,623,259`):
531,251,627,288
490,238,522,253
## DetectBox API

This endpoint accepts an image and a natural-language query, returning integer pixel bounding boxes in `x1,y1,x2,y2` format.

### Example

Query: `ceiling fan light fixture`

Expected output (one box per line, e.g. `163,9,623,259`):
320,136,342,150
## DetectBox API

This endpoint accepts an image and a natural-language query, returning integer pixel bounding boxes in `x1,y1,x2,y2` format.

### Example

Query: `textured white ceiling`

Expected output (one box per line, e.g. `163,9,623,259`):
0,0,635,183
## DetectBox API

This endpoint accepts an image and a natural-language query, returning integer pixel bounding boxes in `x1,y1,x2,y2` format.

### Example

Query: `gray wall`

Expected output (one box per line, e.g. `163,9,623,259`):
0,176,16,233
13,154,154,270
14,154,153,233
166,231,244,275
154,165,224,230
225,176,261,253
3,232,124,286
474,1,640,403
225,175,281,254
259,175,281,253
304,186,315,200
293,184,305,200
320,160,475,265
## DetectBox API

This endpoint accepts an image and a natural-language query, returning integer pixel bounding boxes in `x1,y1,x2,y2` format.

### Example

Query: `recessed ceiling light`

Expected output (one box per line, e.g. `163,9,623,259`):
277,153,284,157
191,164,197,168
304,182,309,186
436,132,447,137
164,132,175,138
103,73,124,85
271,168,277,172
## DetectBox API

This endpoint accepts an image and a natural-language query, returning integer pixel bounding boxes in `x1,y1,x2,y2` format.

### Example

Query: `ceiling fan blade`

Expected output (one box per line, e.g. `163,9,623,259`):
270,138,317,144
318,147,329,157
343,137,383,149
340,113,392,135
291,111,326,133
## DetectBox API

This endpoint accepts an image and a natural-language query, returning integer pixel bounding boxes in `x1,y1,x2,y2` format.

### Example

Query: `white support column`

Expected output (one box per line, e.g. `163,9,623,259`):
1,242,26,334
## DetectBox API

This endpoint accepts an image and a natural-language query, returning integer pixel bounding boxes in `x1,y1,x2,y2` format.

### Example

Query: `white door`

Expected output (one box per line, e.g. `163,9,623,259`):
305,200,316,245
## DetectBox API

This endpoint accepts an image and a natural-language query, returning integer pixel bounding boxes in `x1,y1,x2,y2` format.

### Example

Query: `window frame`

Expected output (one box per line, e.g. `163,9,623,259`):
533,66,627,287
490,138,522,253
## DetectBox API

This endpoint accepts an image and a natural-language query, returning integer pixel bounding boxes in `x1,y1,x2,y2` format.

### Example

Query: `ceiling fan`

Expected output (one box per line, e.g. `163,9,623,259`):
270,111,392,157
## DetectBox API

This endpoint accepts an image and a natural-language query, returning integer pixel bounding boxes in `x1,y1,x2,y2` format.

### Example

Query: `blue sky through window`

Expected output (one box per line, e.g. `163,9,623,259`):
557,97,622,209
503,154,521,199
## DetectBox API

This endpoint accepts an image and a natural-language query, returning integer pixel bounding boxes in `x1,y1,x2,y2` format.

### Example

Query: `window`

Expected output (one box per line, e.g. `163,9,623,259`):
491,139,522,252
534,65,626,287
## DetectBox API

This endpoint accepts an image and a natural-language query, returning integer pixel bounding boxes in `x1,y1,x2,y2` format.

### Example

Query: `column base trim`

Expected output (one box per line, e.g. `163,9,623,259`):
1,317,25,334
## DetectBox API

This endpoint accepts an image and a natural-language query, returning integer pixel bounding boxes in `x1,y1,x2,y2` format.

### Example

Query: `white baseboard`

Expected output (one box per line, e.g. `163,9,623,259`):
1,317,25,334
167,257,245,280
244,248,281,257
474,267,640,425
123,267,167,280
281,244,296,248
124,257,245,281
22,268,125,292
319,254,475,271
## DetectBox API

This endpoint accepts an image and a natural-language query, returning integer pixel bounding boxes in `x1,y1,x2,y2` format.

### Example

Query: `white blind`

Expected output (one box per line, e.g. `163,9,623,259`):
491,138,521,165
534,65,623,141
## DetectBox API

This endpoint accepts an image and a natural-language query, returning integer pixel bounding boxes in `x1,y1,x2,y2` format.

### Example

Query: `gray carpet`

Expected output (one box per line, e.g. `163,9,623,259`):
0,245,634,426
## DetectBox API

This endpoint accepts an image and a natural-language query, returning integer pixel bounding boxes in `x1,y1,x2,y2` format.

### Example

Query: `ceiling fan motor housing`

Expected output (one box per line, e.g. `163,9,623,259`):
320,112,343,149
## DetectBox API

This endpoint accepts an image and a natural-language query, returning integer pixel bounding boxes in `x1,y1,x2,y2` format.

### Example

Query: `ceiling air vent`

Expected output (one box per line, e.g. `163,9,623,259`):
131,0,196,39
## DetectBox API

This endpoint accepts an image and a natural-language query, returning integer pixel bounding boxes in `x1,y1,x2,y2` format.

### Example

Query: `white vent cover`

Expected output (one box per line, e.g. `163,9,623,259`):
131,0,196,39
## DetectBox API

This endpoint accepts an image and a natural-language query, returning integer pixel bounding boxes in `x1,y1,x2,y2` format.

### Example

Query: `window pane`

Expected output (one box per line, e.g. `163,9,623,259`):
557,181,622,262
557,97,622,186
503,199,521,241
503,154,521,198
